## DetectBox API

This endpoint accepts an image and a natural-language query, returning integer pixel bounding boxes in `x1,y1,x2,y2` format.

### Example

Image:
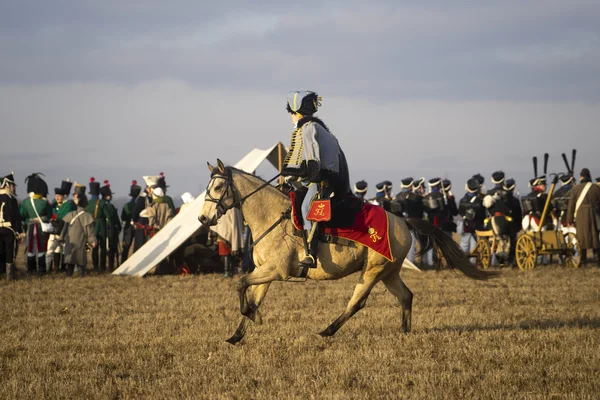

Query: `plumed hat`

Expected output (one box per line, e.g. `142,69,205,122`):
354,180,368,194
129,180,141,197
466,178,480,193
413,177,425,190
99,180,113,198
89,177,100,196
503,178,516,192
55,179,73,196
1,172,16,189
286,90,321,115
442,179,452,192
25,173,48,196
491,171,505,185
472,173,484,185
428,177,441,187
401,177,414,188
73,182,86,196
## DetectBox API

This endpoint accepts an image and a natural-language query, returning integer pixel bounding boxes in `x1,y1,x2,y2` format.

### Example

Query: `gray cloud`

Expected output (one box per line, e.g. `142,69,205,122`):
1,1,599,100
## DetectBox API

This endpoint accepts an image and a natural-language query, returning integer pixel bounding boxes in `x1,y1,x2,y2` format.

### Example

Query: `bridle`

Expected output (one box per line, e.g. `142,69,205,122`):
203,167,281,222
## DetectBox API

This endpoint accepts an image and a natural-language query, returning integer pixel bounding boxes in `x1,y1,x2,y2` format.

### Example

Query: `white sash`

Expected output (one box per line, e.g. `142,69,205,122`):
575,183,592,219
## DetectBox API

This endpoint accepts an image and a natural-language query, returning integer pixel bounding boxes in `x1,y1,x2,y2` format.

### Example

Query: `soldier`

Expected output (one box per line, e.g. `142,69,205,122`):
87,177,107,271
371,182,390,211
413,177,426,196
457,178,486,255
143,184,174,233
521,155,550,232
281,90,351,268
354,180,368,201
391,177,413,218
46,179,76,273
61,183,96,277
552,174,575,234
472,173,485,193
567,168,600,265
383,180,393,199
423,178,445,227
156,173,176,215
100,181,121,271
120,180,140,264
0,172,22,280
441,179,458,235
487,171,508,203
503,178,522,265
132,176,156,252
20,173,52,274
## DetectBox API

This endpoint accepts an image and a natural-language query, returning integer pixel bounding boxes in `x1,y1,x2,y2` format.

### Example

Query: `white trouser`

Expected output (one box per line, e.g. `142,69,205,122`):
301,183,318,231
46,234,63,270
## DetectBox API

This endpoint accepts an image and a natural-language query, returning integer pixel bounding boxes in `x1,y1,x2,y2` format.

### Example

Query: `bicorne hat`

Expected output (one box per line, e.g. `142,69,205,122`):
503,179,516,192
1,172,16,189
286,90,321,115
466,178,480,193
354,180,368,194
400,177,414,189
491,171,505,185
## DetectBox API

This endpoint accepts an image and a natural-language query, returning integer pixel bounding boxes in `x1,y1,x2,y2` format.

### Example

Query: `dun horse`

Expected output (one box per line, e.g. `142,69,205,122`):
199,160,496,344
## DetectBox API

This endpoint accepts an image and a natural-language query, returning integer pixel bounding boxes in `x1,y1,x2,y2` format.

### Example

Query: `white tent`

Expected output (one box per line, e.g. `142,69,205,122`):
112,143,286,276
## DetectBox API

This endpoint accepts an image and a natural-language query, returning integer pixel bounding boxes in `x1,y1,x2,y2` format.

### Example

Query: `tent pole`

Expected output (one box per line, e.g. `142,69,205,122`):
278,142,284,185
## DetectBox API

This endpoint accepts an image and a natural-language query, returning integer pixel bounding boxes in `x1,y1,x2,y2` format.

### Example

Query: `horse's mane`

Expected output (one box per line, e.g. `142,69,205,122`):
222,166,288,201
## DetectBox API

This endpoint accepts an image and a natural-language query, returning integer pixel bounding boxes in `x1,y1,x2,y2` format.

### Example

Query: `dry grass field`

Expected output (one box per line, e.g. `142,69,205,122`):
1,265,599,399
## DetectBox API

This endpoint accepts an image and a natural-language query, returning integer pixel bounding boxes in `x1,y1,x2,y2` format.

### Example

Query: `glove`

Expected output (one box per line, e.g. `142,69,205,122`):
284,175,298,184
306,160,321,183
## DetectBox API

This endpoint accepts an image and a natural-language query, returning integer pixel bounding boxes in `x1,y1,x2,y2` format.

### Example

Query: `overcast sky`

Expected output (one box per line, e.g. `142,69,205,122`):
1,0,599,201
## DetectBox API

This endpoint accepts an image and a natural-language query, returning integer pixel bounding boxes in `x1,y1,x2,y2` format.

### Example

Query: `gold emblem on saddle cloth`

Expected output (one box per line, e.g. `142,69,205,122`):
283,127,304,167
368,226,382,243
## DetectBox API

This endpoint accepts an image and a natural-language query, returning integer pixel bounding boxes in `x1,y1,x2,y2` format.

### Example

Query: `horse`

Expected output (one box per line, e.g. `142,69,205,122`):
199,160,497,344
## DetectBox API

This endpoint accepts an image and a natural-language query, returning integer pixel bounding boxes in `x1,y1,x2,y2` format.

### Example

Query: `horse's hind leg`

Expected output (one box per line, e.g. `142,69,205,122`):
382,273,413,333
226,283,271,344
319,266,384,337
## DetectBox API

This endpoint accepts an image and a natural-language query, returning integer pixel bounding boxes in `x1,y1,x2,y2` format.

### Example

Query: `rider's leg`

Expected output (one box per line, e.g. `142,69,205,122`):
300,222,319,267
299,183,318,267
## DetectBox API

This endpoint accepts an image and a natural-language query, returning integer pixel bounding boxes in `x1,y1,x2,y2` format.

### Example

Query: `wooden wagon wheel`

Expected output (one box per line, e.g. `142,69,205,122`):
563,232,581,269
473,239,491,270
516,234,537,270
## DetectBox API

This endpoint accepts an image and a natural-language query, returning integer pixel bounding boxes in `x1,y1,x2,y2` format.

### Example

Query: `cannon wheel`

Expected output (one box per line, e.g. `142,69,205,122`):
473,239,491,270
563,232,581,269
516,234,537,270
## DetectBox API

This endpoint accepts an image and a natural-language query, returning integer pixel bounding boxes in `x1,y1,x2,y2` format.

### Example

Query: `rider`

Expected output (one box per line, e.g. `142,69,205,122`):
282,90,351,268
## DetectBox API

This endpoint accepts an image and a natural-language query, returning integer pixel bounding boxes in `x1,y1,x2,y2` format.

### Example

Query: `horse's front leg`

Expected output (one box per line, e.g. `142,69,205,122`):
227,283,271,345
237,266,281,319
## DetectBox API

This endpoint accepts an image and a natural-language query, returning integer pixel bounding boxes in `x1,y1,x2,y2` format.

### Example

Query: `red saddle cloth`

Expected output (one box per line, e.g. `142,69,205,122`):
322,202,393,261
289,193,393,261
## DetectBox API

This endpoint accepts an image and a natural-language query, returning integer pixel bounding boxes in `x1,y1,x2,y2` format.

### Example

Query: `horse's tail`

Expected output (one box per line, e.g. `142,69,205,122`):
404,217,498,280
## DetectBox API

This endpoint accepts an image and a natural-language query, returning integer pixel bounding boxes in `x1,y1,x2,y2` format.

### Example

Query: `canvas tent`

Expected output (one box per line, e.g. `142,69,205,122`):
112,143,287,276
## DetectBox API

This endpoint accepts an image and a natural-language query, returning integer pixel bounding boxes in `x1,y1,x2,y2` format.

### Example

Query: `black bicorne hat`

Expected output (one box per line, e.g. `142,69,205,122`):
25,173,48,196
383,180,392,191
466,178,480,193
442,179,452,191
89,177,100,196
413,177,425,189
472,173,484,185
428,177,441,187
129,180,142,197
100,180,113,198
559,174,574,185
503,178,516,192
400,177,414,188
375,182,385,193
1,172,16,188
491,171,505,185
354,180,368,194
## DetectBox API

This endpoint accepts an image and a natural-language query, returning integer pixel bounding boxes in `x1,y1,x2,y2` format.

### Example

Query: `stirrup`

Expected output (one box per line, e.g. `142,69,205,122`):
299,255,317,268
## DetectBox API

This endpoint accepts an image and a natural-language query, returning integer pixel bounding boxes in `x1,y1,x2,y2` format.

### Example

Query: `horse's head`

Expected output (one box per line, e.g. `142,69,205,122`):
198,159,238,226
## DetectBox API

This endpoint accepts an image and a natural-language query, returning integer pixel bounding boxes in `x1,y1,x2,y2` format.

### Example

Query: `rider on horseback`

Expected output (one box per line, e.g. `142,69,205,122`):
282,90,351,268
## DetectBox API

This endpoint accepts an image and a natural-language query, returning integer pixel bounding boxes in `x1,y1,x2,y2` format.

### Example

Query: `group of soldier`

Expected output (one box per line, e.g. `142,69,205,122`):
352,164,600,267
0,172,179,279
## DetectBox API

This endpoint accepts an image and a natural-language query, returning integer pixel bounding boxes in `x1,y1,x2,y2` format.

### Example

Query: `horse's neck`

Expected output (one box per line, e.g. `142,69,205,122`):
233,174,289,236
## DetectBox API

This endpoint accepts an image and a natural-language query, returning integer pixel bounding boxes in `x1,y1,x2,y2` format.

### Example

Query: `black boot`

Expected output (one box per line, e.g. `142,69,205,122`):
65,264,74,277
53,253,62,273
299,224,319,268
27,256,37,273
37,256,46,275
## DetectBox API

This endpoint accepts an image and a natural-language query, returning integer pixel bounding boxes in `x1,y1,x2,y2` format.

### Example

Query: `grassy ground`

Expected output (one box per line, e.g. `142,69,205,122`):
1,265,599,399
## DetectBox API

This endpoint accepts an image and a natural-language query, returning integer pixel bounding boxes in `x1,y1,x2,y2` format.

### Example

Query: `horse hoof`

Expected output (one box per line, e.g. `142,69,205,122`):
225,335,242,345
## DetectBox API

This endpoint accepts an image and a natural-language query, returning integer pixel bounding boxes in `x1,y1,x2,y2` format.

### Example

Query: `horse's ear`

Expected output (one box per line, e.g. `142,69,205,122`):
207,162,215,174
217,159,225,172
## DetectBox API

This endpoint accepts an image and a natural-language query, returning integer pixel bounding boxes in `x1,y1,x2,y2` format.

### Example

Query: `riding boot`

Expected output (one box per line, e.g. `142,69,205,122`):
27,256,37,273
65,264,74,277
299,223,319,268
581,249,588,265
6,263,15,280
78,265,86,277
37,255,46,275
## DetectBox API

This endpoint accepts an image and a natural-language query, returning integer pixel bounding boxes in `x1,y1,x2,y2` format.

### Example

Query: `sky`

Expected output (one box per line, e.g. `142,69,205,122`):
1,0,599,203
